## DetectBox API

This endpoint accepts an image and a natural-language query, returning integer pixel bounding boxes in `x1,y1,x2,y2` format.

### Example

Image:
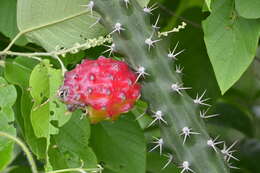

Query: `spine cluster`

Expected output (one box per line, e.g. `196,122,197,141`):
90,0,237,172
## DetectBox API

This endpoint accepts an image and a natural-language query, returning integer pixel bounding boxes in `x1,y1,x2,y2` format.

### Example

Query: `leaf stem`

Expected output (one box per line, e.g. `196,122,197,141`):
0,131,38,173
46,166,103,173
52,54,67,75
1,10,90,53
2,32,23,52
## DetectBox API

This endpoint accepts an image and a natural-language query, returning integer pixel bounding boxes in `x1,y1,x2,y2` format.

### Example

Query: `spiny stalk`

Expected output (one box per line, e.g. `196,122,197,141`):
92,0,235,172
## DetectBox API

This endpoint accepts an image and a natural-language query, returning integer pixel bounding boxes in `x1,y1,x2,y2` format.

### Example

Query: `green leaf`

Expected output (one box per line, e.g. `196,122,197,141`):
0,78,17,147
17,0,106,51
4,57,46,159
130,100,152,129
0,79,17,107
0,0,28,45
4,57,38,135
4,166,32,173
90,115,146,173
29,60,70,138
47,112,97,171
235,0,260,19
0,77,17,171
0,145,14,171
15,0,148,51
205,0,211,11
203,0,260,94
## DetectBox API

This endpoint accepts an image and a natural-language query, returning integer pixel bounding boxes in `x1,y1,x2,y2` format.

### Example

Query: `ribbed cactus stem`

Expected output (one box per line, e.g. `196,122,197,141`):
93,0,229,172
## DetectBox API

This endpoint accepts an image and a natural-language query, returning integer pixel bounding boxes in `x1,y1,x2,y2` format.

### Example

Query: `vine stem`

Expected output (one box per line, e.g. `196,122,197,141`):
52,54,67,75
0,10,96,74
0,35,113,58
46,166,103,173
0,131,38,173
0,34,113,76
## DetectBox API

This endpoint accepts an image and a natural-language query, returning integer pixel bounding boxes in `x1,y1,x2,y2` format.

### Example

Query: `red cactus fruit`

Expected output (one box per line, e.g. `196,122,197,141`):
58,56,141,123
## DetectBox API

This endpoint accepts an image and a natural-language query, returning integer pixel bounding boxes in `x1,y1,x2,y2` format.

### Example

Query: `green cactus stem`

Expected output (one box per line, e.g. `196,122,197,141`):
93,0,230,172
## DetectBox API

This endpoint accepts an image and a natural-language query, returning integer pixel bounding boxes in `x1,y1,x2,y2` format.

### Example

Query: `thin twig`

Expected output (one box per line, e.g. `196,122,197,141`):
0,34,42,52
0,131,38,173
52,54,67,75
1,51,50,57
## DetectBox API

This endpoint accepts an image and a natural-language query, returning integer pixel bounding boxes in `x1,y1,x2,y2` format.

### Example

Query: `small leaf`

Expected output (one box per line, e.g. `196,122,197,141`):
130,100,152,129
29,60,70,138
203,0,260,94
0,77,17,171
47,111,97,171
235,0,260,19
0,78,17,107
90,115,146,173
4,57,46,159
0,77,17,148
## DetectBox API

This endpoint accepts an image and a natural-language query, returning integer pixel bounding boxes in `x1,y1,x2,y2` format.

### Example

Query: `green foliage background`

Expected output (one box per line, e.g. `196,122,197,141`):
0,0,260,172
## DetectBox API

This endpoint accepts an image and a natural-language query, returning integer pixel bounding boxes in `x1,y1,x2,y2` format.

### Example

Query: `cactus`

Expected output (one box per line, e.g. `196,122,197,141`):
92,0,231,172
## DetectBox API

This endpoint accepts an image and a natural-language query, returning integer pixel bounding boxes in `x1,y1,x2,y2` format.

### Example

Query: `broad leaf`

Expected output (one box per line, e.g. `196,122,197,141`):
235,0,260,19
4,57,46,159
0,0,27,45
17,0,105,51
0,77,17,171
16,0,149,51
203,0,260,94
90,115,146,173
47,112,97,171
29,60,70,138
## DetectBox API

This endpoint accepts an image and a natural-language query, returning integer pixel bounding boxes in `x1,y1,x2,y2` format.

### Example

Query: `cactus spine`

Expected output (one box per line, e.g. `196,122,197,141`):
93,0,230,172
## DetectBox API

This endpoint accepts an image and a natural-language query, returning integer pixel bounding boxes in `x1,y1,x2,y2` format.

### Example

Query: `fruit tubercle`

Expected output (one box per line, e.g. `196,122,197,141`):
59,56,141,123
93,0,230,172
